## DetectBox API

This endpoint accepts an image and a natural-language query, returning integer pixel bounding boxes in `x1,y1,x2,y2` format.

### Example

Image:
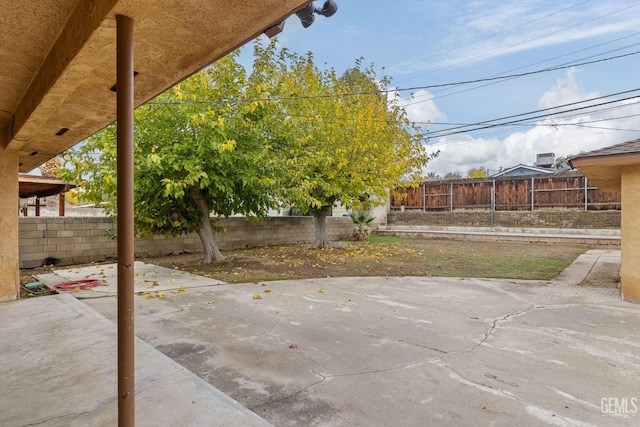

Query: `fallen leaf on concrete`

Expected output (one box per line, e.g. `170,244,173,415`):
318,288,325,293
253,294,263,300
289,344,298,349
207,301,214,304
264,289,272,293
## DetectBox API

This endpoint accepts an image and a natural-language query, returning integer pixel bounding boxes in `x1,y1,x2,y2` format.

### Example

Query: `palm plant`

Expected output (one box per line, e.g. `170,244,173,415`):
350,211,375,241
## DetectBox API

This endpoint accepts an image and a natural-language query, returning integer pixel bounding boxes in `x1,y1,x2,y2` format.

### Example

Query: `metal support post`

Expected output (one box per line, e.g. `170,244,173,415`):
450,181,453,212
584,176,588,210
116,14,135,427
531,177,535,211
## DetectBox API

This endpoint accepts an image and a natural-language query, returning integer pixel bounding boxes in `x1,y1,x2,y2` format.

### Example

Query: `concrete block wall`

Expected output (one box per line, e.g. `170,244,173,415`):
388,210,621,230
19,216,354,268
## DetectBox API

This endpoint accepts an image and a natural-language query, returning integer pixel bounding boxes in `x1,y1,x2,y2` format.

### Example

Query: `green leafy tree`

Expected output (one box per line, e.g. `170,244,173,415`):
280,56,433,248
58,48,291,263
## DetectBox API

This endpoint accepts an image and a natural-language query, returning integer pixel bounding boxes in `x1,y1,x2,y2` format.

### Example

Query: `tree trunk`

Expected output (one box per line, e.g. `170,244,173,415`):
191,194,225,263
307,206,344,249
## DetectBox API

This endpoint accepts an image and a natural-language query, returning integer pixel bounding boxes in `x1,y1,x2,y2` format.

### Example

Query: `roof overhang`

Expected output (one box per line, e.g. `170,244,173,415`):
569,153,640,192
1,0,311,172
18,175,75,198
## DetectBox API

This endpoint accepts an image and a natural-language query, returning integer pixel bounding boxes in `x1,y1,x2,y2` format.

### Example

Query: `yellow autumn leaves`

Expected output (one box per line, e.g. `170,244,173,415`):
136,287,187,299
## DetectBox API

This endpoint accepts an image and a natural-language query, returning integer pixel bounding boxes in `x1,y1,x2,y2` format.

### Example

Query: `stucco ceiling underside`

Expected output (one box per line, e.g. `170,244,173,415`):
570,152,640,192
575,165,622,193
1,0,309,172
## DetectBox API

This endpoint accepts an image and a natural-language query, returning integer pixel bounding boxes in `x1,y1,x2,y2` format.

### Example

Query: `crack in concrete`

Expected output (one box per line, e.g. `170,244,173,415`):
433,363,602,427
399,339,448,354
22,367,189,426
20,396,117,426
250,297,631,421
266,315,281,337
250,372,327,410
135,366,184,391
429,299,627,365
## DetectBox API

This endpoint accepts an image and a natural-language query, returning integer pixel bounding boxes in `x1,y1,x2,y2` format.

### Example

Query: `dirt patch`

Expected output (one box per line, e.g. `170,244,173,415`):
141,237,586,284
19,266,58,298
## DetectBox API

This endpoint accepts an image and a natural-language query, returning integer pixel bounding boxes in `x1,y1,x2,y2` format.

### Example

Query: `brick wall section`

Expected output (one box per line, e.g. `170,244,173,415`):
388,210,621,229
19,216,354,268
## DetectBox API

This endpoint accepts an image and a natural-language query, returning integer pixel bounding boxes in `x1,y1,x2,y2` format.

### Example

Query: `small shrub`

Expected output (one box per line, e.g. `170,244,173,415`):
350,211,375,241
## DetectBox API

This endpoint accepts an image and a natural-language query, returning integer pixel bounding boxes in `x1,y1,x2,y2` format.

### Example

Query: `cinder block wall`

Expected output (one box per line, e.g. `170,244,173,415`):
388,210,621,229
19,216,354,268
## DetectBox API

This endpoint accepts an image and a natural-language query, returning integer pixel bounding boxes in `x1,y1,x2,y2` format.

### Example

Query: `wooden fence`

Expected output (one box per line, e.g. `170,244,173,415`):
391,173,621,211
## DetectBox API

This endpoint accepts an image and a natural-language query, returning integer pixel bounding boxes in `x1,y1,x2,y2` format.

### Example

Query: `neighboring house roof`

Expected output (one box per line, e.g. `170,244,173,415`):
569,138,640,162
568,138,640,192
492,164,554,177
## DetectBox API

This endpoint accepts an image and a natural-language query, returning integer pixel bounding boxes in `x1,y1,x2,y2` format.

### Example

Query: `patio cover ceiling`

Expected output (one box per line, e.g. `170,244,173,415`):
1,0,310,173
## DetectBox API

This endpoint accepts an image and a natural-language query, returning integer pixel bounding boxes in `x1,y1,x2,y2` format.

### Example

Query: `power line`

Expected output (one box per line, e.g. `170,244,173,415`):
423,88,640,136
424,91,640,139
396,2,640,82
390,0,594,77
404,40,640,107
145,49,640,108
400,49,640,93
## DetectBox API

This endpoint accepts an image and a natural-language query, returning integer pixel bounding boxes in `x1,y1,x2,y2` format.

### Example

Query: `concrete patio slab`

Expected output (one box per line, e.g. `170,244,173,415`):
37,260,225,298
5,249,637,426
72,250,638,427
0,293,270,427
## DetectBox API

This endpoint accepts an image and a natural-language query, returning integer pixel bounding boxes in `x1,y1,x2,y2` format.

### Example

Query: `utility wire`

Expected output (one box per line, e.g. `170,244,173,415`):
397,2,640,82
391,0,594,76
423,88,640,136
146,49,640,107
404,41,640,107
424,92,640,139
401,49,640,92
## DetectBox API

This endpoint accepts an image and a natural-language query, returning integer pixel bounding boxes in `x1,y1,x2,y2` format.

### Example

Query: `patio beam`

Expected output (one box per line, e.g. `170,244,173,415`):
116,14,135,427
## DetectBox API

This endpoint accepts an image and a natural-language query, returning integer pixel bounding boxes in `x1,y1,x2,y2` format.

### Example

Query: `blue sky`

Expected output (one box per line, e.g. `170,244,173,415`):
244,0,640,176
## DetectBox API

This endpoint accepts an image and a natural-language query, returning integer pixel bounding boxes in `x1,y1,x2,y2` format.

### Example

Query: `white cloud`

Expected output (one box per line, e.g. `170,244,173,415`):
403,89,447,123
422,69,640,177
537,68,599,110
